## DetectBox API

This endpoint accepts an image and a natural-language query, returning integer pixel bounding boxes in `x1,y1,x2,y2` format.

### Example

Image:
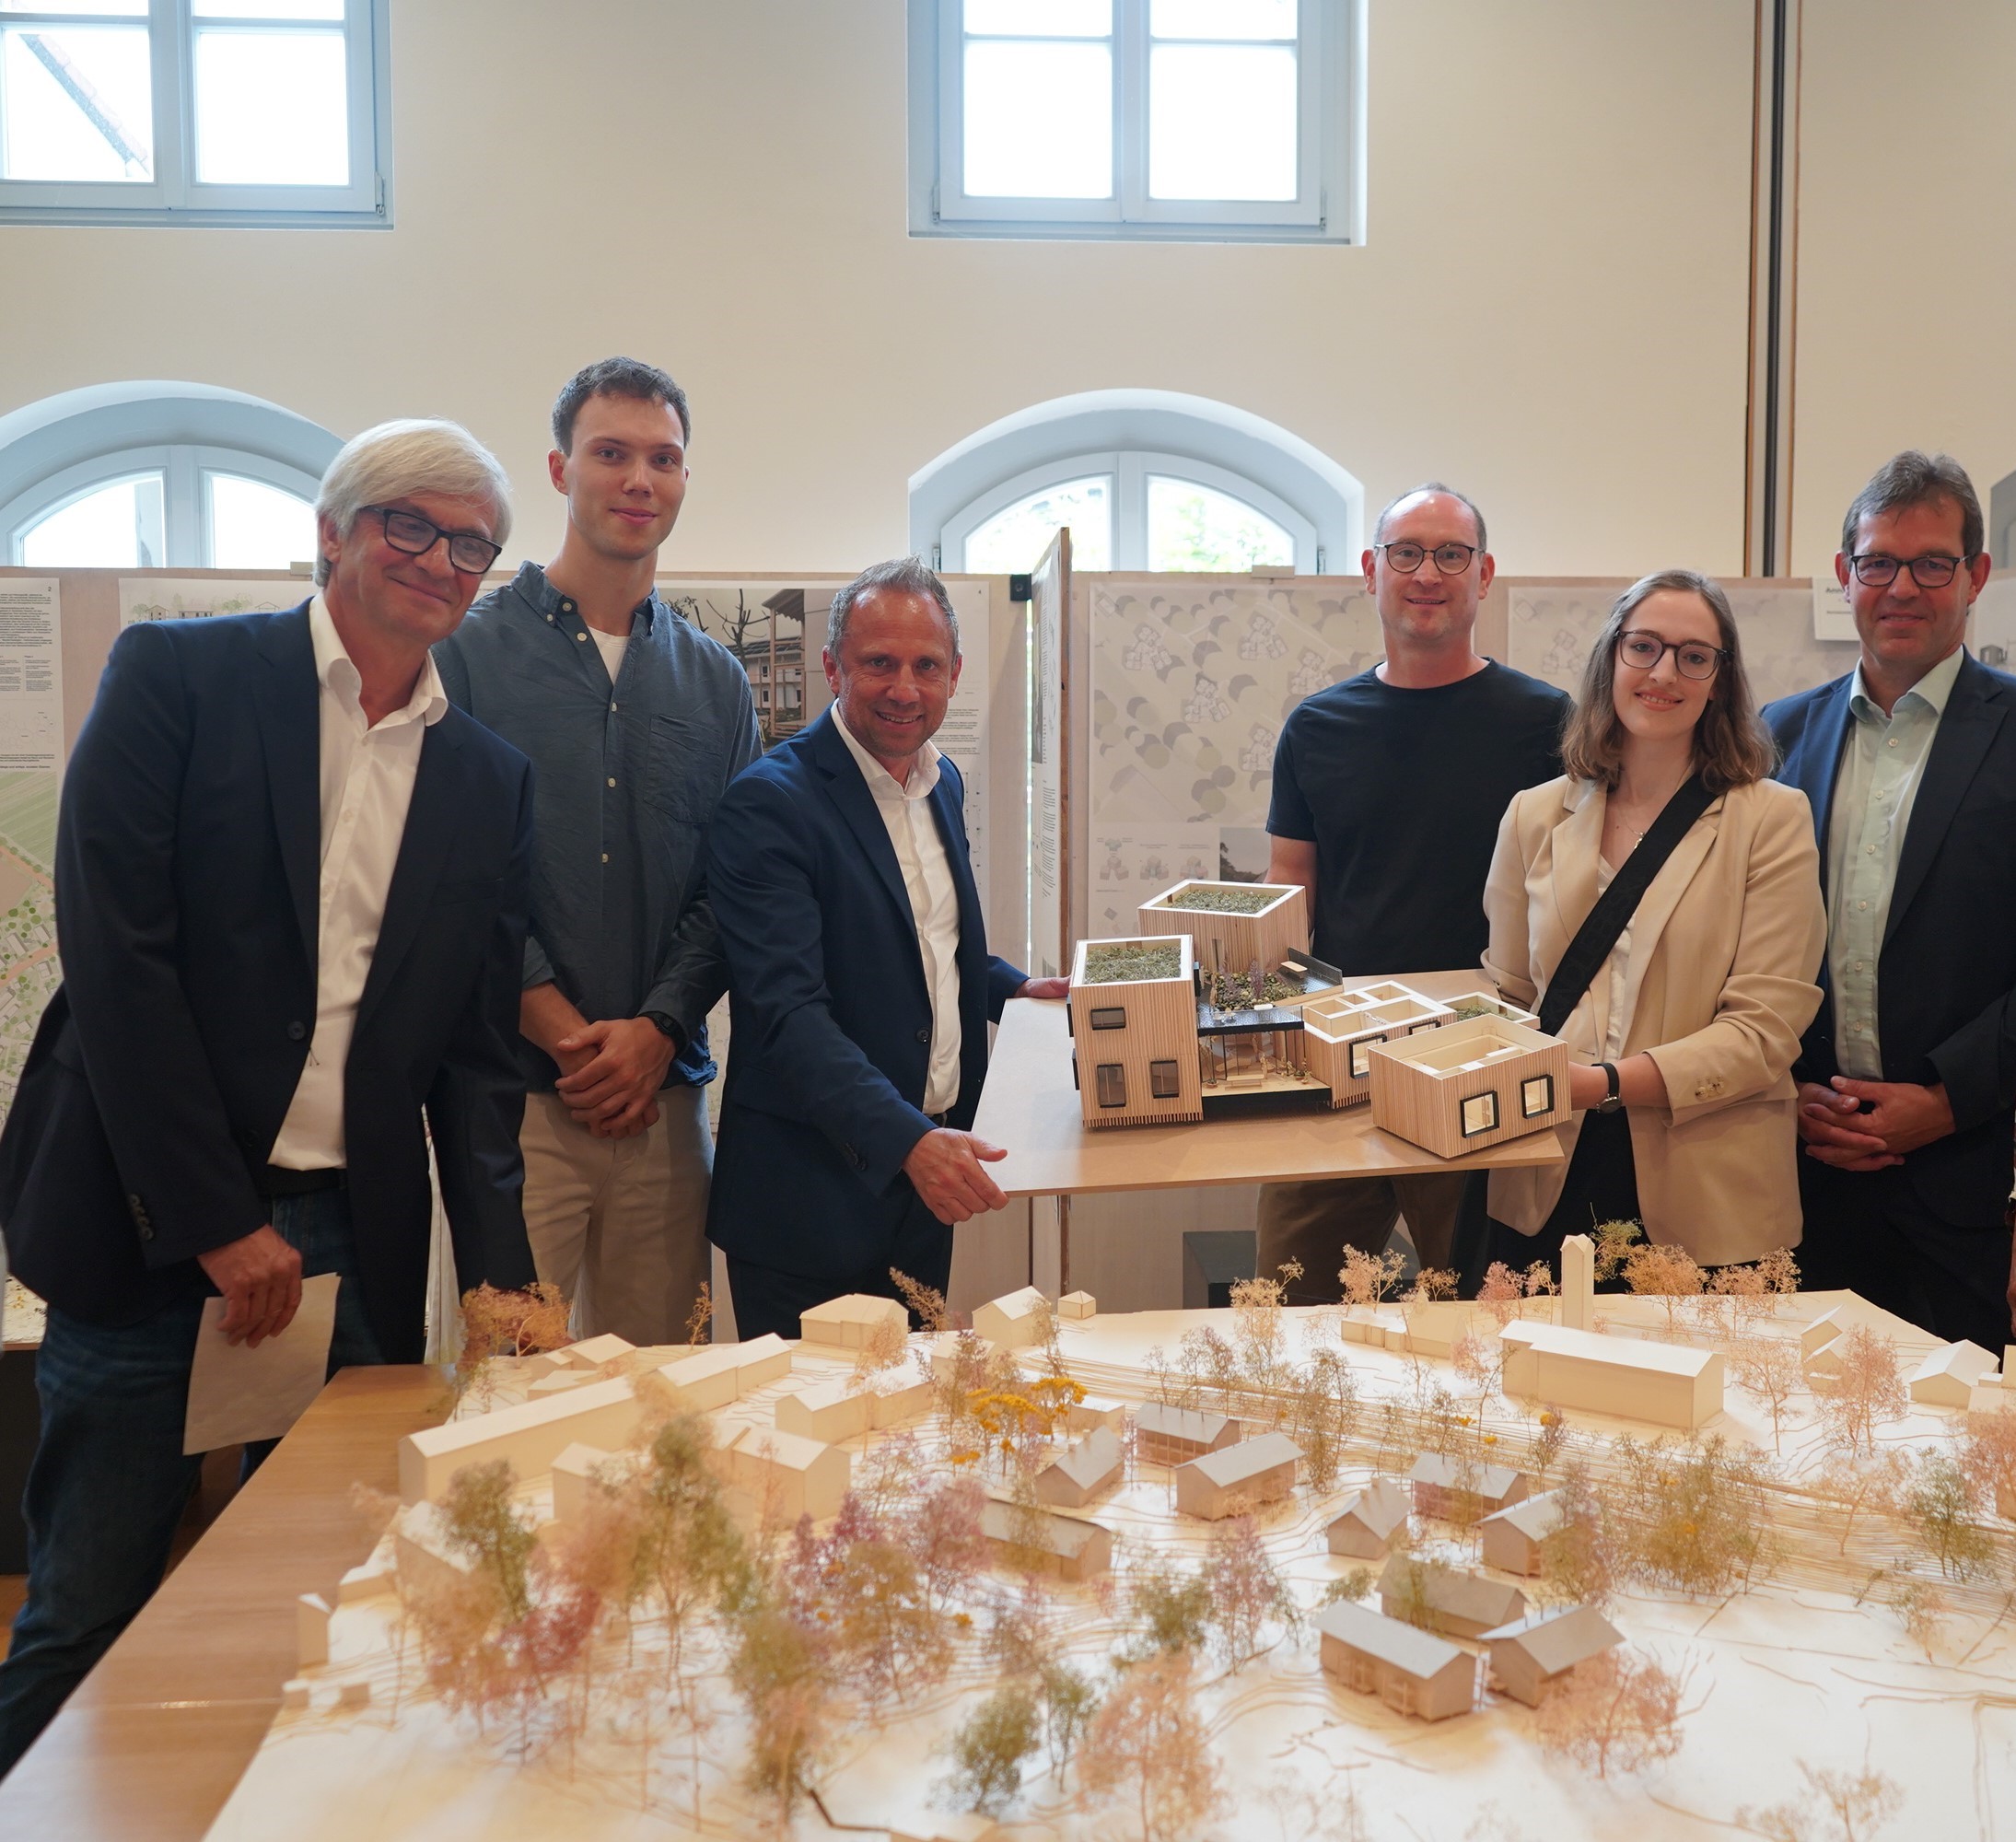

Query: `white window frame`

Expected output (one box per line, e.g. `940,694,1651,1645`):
5,441,319,565
946,448,1319,574
910,0,1363,244
0,0,390,227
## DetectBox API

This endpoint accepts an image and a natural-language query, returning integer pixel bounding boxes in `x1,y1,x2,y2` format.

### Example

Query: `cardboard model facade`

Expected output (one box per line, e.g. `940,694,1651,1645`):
1034,1426,1125,1509
978,1498,1114,1582
1480,1604,1624,1708
1378,1555,1528,1640
798,1293,909,1350
973,1285,1050,1348
1315,1599,1476,1721
1367,1013,1571,1158
1498,1320,1724,1430
1407,1452,1531,1522
1326,1478,1412,1558
1908,1340,2001,1408
1478,1490,1567,1576
1173,1430,1301,1520
1135,1401,1241,1467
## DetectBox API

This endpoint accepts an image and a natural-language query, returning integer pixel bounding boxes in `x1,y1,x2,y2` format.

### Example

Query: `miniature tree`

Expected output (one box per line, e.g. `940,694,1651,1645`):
1962,1408,2016,1521
683,1279,715,1348
452,1281,573,1407
1614,1436,1769,1595
1126,1558,1212,1658
727,1603,835,1828
1291,1347,1360,1492
1902,1451,1995,1582
1530,1407,1569,1485
1589,1217,1643,1280
1537,1457,1615,1608
1813,1449,1911,1556
1621,1241,1706,1334
1451,1328,1496,1398
824,1514,951,1701
945,1681,1043,1815
1202,1516,1299,1670
1076,1652,1224,1842
1815,1326,1905,1456
890,1265,951,1333
1885,1575,1948,1660
1742,1760,1904,1842
1730,1335,1804,1452
1407,1266,1460,1302
1229,1260,1299,1383
1531,1647,1687,1777
1477,1261,1525,1327
1338,1245,1407,1311
905,1473,989,1616
1178,1323,1241,1417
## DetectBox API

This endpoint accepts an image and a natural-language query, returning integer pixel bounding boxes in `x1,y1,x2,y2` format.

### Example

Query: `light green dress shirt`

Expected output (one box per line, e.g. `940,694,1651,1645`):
1824,645,1965,1078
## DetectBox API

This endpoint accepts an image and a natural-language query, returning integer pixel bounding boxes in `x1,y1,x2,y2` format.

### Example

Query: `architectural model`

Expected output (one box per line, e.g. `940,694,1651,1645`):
1906,1339,1999,1407
1367,1013,1571,1157
206,1273,2013,1842
1499,1319,1725,1430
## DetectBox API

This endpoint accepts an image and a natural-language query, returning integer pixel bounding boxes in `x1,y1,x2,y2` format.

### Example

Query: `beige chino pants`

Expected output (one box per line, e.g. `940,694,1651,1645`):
519,1085,713,1347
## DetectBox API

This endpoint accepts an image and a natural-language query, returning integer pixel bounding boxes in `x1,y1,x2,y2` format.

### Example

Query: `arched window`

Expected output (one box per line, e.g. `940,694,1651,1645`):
0,382,339,569
912,390,1359,575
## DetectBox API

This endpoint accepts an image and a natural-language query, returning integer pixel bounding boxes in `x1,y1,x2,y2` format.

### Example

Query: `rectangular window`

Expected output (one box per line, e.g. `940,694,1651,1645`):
1521,1074,1556,1119
1095,1062,1128,1108
1090,1005,1127,1030
0,0,389,226
1460,1091,1499,1138
1348,1034,1381,1079
1149,1058,1180,1099
913,0,1360,243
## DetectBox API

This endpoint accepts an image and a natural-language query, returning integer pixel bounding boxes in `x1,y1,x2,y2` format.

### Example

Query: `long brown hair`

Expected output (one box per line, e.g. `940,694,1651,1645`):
1558,568,1776,793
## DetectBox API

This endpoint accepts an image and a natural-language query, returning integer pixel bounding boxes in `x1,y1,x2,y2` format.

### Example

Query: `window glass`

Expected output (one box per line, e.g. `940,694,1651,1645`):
1148,41,1297,200
962,38,1112,198
1149,0,1296,36
207,472,315,569
193,26,347,184
20,472,164,567
965,0,1109,33
0,22,152,181
192,0,342,16
1147,475,1293,571
965,475,1112,573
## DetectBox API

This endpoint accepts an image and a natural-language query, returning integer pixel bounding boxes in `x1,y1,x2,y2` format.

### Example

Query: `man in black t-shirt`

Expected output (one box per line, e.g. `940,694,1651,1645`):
1262,484,1569,1300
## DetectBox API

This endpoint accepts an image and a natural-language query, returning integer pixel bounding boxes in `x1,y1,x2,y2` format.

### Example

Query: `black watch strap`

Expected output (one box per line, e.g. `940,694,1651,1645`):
1593,1061,1624,1113
643,1010,682,1048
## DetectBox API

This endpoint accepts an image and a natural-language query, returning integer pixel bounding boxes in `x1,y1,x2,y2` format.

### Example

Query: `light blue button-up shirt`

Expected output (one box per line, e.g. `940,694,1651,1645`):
1824,645,1964,1077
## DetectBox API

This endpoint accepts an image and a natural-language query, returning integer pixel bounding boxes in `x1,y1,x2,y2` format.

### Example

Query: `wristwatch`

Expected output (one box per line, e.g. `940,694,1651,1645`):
643,1010,682,1052
1592,1062,1625,1114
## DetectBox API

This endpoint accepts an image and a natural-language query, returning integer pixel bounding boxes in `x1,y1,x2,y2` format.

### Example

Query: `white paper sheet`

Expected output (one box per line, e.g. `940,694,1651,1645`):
183,1271,339,1454
0,577,64,774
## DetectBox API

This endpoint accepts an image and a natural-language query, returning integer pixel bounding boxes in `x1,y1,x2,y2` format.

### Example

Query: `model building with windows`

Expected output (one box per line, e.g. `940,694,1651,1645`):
1366,1012,1570,1156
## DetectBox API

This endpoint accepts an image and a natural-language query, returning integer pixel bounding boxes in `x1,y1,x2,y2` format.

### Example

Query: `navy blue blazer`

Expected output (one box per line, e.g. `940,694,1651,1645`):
705,710,1026,1280
1765,650,2016,1223
0,605,539,1361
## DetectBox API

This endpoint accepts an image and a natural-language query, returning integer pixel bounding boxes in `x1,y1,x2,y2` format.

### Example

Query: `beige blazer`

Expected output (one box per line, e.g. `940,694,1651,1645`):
1483,775,1826,1265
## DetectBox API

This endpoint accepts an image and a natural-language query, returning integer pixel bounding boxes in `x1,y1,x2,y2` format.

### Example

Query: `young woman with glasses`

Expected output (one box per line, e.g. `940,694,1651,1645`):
1473,568,1828,1283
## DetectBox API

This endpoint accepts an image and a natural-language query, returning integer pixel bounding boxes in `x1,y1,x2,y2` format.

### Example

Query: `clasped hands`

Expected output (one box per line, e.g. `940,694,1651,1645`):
554,1015,674,1138
1796,1076,1954,1170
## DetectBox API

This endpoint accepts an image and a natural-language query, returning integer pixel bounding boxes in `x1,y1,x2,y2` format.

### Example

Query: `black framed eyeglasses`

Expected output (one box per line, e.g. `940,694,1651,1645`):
1615,630,1726,679
367,506,503,575
1373,540,1479,576
1846,552,1967,589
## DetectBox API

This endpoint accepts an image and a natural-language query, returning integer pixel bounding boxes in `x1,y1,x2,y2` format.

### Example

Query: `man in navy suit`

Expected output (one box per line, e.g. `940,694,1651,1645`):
706,558,1065,1340
0,419,539,1777
1765,450,2016,1352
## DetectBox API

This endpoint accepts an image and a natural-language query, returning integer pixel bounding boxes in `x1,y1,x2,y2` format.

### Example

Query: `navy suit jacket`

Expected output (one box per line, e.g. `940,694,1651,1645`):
0,605,539,1361
1765,650,2016,1223
705,710,1026,1280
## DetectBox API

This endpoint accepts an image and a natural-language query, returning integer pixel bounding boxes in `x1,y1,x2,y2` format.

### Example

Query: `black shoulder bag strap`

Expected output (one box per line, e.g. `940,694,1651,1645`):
1534,774,1717,1038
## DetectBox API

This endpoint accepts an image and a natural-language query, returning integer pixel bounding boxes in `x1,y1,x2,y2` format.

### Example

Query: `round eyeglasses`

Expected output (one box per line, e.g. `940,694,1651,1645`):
1614,630,1726,679
367,506,503,576
1846,553,1966,589
1373,540,1479,576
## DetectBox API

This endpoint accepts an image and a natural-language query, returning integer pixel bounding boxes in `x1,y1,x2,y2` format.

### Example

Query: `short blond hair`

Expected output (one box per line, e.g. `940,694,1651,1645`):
314,418,512,585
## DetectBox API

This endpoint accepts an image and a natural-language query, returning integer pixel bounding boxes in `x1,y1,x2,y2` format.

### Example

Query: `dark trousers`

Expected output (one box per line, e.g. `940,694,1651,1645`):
1797,1158,2013,1354
1459,1109,1641,1294
0,1188,383,1780
725,1195,954,1343
1257,1172,1468,1303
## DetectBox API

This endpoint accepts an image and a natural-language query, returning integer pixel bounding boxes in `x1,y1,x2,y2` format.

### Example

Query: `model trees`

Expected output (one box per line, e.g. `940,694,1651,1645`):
1338,1247,1407,1312
1532,1647,1687,1777
1742,1761,1904,1842
1077,1653,1224,1842
1816,1326,1906,1455
1202,1517,1299,1669
452,1281,574,1407
1730,1335,1805,1452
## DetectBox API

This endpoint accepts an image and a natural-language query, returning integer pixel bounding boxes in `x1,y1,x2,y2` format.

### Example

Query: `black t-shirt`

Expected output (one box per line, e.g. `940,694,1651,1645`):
1267,661,1571,975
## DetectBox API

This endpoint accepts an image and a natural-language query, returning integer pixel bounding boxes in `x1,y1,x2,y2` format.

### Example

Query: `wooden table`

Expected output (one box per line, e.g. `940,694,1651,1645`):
974,973,1568,1198
0,1366,442,1842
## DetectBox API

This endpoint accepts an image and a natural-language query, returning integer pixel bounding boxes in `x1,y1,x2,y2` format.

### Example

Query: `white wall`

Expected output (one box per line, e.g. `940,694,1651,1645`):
0,2,1759,577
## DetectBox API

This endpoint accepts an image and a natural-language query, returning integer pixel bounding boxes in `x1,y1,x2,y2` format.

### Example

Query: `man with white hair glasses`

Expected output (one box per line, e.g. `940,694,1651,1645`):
0,419,541,1776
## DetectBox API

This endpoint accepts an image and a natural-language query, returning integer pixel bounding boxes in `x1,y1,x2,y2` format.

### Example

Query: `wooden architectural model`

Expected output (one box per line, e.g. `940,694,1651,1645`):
972,1285,1050,1348
1315,1599,1476,1721
1295,983,1456,1109
1408,1451,1530,1522
1034,1426,1124,1509
978,1498,1113,1582
1478,1490,1566,1576
1498,1320,1725,1430
1326,1478,1412,1558
1908,1339,2000,1408
1173,1430,1300,1520
1367,1014,1571,1158
1135,1401,1240,1466
1058,1289,1097,1320
1378,1556,1528,1640
1137,879,1311,992
1067,935,1206,1127
798,1293,909,1349
720,1424,849,1524
1481,1605,1623,1707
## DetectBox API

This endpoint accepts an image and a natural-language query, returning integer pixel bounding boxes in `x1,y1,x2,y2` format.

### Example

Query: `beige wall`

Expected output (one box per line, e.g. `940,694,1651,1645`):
1790,0,2016,572
0,2,1758,577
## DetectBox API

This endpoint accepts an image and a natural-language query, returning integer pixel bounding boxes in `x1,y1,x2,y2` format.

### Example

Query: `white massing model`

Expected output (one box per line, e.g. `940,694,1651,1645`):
1481,1604,1623,1707
979,1498,1113,1582
1379,1555,1528,1640
1478,1490,1566,1576
1325,1478,1412,1558
1174,1431,1300,1520
972,1285,1050,1348
1499,1320,1725,1430
1408,1451,1530,1521
798,1293,909,1349
1315,1599,1476,1721
1034,1426,1124,1509
1907,1340,2000,1408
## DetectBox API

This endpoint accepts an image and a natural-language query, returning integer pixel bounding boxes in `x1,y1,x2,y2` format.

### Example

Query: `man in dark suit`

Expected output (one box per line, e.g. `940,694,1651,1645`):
705,558,1064,1340
0,418,539,1777
1765,449,2016,1352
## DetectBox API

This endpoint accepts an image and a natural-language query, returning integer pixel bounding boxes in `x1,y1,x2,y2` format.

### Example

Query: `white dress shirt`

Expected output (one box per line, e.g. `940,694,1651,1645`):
833,711,963,1114
268,594,449,1169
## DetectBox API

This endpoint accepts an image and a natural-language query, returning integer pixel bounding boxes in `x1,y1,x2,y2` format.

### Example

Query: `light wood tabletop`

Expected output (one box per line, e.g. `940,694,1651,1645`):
0,1365,444,1842
975,972,1568,1198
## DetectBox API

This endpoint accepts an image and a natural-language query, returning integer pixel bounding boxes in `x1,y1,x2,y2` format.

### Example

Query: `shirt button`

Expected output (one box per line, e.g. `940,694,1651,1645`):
1887,738,1897,747
607,776,617,788
576,633,588,643
286,1021,307,1041
1858,900,1869,911
915,1028,930,1044
611,703,618,713
562,600,576,614
1855,962,1864,972
601,853,610,864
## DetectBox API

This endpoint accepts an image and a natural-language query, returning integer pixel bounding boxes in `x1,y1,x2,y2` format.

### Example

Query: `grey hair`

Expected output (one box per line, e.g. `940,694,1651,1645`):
1841,449,1983,559
1373,480,1487,554
827,556,961,659
314,418,514,586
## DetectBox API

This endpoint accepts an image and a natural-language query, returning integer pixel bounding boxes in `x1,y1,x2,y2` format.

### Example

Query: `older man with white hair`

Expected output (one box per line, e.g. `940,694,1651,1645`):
0,418,541,1776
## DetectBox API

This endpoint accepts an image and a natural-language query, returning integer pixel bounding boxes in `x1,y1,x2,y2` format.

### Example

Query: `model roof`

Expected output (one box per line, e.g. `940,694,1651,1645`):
1042,1426,1122,1490
1136,1402,1234,1442
1187,1431,1299,1487
1408,1451,1525,1498
1378,1556,1526,1628
1314,1599,1467,1679
1331,1477,1410,1536
980,1498,1109,1558
1480,1490,1565,1542
1481,1603,1621,1674
1498,1320,1719,1378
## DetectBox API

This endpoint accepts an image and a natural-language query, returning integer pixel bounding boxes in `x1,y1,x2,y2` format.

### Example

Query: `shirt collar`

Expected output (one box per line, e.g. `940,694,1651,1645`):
832,706,941,800
309,592,449,728
510,559,658,635
1848,644,1964,723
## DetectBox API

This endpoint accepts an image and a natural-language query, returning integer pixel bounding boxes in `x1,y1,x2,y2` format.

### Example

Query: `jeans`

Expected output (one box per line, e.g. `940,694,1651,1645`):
0,1187,383,1780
